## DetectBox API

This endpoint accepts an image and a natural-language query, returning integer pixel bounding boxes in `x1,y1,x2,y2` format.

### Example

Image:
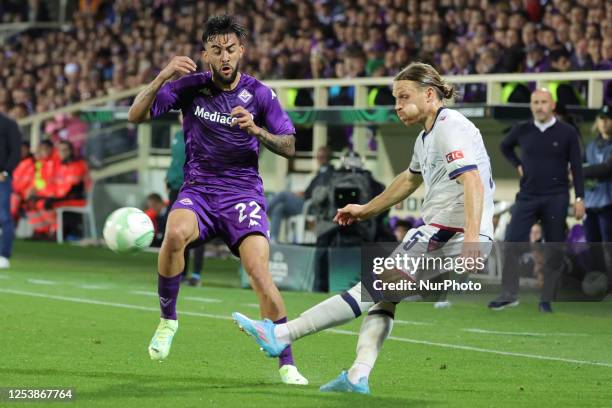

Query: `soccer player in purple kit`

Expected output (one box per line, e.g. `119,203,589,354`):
127,15,307,385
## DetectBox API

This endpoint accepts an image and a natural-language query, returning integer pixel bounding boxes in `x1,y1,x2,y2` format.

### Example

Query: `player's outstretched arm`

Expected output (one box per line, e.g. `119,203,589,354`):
334,170,422,226
231,106,296,158
127,56,197,123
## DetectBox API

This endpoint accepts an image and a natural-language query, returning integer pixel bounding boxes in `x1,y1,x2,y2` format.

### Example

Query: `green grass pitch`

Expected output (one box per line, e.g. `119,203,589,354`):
1,241,611,407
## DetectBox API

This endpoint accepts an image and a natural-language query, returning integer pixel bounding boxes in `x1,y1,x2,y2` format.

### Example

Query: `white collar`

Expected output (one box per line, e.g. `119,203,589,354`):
533,117,557,132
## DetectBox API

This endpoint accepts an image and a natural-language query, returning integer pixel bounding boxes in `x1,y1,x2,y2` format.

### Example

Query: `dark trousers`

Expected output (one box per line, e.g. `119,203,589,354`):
583,205,612,285
583,205,612,242
0,177,14,258
501,193,569,302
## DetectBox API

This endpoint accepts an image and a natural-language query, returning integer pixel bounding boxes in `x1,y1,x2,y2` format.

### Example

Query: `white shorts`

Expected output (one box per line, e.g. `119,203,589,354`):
390,223,493,280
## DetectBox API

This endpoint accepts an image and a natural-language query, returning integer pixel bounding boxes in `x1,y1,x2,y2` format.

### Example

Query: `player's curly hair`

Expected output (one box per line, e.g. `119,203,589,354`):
202,15,247,47
394,62,457,101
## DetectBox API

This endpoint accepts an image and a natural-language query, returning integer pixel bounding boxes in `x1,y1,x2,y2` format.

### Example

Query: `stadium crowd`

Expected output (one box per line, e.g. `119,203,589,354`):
1,0,611,117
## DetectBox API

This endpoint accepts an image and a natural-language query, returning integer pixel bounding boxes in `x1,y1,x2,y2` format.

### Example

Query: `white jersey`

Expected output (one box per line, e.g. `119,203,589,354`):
408,108,495,239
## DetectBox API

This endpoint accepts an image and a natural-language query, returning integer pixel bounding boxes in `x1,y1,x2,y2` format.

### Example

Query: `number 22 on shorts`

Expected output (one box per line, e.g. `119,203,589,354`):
234,201,262,223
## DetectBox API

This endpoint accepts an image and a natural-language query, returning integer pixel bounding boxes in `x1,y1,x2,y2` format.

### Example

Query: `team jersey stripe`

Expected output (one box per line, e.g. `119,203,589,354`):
448,164,478,180
340,291,362,317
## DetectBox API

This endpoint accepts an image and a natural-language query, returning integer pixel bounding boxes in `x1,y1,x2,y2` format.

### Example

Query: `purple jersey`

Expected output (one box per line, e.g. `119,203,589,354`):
150,72,295,192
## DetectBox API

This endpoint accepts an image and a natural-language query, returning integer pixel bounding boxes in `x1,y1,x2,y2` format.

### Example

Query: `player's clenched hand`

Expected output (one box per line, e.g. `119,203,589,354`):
333,204,367,226
231,106,259,135
158,56,197,81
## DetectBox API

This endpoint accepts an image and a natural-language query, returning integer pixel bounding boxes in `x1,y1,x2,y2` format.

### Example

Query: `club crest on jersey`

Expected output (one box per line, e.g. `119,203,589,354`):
238,89,252,103
179,198,193,206
446,150,464,163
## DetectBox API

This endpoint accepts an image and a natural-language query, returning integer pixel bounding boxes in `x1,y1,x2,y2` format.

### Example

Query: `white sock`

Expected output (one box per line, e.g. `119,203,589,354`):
347,362,372,384
274,322,291,344
347,302,395,383
274,283,374,343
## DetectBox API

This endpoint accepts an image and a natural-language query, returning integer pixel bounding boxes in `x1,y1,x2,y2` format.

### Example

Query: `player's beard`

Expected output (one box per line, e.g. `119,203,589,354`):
212,61,240,85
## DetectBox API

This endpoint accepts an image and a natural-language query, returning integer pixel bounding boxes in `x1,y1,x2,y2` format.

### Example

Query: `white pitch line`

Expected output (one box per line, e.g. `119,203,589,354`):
244,303,260,308
328,329,612,368
130,290,158,297
2,288,611,369
130,291,222,303
27,279,58,285
395,319,434,326
78,284,113,290
1,288,232,321
464,328,589,337
184,296,222,303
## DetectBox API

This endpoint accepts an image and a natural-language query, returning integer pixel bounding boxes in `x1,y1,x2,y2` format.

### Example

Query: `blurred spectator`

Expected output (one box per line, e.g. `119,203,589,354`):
1,0,609,114
548,49,584,108
27,140,57,199
144,193,169,248
582,105,612,275
0,111,22,269
24,140,89,240
268,145,334,243
24,140,57,238
10,141,35,222
51,140,89,240
44,114,88,158
52,141,89,207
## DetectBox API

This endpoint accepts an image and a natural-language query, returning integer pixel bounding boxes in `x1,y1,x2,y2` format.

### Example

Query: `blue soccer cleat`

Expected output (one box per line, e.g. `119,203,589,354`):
232,312,288,357
319,370,370,394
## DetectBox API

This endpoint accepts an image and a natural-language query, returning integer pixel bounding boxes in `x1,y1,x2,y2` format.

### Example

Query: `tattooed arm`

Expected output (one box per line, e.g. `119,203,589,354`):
253,128,296,158
231,105,296,158
128,56,196,123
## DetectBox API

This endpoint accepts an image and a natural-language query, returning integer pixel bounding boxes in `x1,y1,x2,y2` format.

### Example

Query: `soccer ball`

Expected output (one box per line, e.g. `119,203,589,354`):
103,207,154,254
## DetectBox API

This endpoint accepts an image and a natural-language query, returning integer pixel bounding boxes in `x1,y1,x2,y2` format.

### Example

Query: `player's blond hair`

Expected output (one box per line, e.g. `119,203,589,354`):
394,62,457,100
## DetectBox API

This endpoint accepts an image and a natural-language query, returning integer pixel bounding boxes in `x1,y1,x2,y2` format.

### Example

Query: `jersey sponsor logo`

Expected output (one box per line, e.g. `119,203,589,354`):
179,198,193,206
445,150,464,163
238,89,252,103
194,106,237,126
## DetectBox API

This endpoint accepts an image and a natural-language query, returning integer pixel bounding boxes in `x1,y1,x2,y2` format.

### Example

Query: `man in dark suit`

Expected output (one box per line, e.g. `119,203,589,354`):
490,89,585,312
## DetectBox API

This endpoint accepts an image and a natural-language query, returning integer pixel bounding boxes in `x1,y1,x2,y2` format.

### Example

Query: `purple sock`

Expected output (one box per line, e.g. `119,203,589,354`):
158,274,181,320
274,317,295,367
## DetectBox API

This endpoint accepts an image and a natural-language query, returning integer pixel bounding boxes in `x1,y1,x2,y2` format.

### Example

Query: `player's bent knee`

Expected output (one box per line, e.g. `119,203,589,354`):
163,224,193,252
244,263,273,289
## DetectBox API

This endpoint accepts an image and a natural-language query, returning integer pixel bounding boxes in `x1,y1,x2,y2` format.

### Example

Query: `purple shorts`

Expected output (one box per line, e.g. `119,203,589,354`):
171,182,269,256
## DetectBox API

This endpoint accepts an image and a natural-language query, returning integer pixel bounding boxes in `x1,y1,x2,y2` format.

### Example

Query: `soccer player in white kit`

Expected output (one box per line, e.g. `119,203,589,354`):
233,62,495,394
